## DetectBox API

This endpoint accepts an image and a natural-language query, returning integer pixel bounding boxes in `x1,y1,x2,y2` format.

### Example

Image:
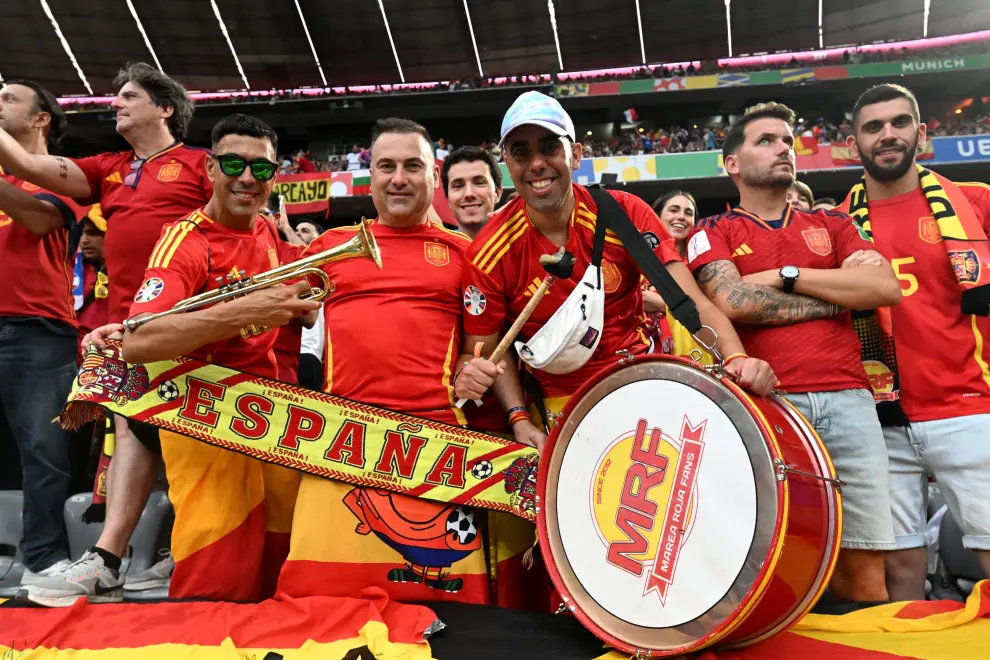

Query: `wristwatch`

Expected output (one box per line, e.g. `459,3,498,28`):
779,265,800,293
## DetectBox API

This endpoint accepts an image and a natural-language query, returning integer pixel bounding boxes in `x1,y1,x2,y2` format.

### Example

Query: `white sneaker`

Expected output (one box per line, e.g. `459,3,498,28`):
124,550,174,591
19,559,72,587
19,550,123,607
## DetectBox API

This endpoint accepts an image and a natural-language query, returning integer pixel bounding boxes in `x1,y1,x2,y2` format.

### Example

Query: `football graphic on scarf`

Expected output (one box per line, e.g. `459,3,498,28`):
445,506,478,545
471,460,494,480
157,380,180,402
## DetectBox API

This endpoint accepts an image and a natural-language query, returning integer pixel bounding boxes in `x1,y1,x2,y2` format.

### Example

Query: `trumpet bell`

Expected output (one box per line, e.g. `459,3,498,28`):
123,219,383,333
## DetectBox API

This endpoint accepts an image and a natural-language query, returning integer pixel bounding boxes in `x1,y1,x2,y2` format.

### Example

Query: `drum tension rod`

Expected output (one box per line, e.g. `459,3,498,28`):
615,349,636,365
773,458,847,490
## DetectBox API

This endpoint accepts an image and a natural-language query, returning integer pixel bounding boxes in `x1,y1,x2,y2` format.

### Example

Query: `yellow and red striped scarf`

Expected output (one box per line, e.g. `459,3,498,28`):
843,165,990,312
839,166,990,425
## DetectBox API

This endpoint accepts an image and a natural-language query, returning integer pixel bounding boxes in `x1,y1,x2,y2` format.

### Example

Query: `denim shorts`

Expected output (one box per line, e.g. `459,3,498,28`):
884,414,990,551
785,388,896,551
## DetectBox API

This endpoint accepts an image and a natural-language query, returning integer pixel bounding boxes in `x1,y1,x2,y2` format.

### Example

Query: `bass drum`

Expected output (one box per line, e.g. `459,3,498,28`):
537,355,841,656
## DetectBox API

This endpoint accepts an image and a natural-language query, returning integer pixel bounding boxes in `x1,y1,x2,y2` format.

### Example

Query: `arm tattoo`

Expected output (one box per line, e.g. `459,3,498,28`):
695,260,840,326
55,157,68,180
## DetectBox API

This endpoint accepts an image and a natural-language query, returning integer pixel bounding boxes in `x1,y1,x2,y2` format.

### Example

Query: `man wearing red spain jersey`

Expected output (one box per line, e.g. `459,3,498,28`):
455,92,776,450
0,79,84,586
841,84,990,599
23,115,318,607
688,102,903,602
276,119,493,604
0,63,212,602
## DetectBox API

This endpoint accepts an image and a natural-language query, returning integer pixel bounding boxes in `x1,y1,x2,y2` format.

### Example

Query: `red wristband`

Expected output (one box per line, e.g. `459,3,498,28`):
722,353,748,368
507,409,529,427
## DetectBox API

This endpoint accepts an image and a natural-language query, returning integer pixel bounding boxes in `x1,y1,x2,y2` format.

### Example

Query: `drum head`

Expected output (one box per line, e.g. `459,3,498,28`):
539,358,781,654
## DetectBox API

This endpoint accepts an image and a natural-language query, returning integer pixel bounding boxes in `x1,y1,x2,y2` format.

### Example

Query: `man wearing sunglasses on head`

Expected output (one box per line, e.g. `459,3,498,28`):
39,114,320,605
0,64,213,605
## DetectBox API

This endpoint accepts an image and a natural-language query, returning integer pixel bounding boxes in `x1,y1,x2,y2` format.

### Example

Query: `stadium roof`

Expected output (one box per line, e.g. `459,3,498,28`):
2,0,989,96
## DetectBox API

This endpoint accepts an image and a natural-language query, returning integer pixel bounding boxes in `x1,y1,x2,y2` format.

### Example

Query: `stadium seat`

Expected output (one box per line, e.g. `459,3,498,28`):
939,509,985,596
64,491,172,575
0,491,24,596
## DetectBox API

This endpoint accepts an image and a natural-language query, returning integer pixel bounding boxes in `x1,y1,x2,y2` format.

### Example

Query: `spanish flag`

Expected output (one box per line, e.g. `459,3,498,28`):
598,580,990,659
0,591,438,659
4,583,989,658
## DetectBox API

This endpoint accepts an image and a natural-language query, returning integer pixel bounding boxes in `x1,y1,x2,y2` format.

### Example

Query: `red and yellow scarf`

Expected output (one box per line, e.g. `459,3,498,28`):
839,165,990,424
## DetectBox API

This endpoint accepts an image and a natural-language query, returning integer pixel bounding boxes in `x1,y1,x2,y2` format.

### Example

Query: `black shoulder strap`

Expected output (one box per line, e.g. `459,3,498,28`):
591,203,607,268
587,186,701,334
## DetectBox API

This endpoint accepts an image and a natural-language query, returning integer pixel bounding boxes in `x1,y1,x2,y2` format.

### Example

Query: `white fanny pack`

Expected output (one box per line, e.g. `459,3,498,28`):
515,263,605,374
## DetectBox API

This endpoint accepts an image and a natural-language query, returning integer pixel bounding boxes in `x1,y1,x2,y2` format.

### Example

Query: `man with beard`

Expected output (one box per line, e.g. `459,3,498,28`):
840,84,990,600
0,63,212,602
0,79,83,587
454,92,777,450
28,115,318,606
687,101,904,602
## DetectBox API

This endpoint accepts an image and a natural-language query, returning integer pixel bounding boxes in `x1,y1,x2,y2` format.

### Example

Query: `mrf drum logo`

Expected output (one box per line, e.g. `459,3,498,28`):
591,416,707,605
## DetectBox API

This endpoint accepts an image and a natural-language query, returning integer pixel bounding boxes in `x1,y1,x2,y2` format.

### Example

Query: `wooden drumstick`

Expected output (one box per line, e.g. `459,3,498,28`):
456,249,576,409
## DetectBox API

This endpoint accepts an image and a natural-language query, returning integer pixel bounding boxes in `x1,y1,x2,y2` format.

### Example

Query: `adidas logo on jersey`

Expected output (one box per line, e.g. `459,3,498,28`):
524,277,543,297
105,172,124,184
732,244,753,257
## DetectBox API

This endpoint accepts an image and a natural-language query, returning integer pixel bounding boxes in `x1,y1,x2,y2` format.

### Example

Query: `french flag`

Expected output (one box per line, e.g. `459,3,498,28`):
624,108,638,123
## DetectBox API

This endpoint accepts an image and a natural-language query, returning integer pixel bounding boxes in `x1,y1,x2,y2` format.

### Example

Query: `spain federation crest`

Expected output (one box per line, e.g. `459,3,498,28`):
424,242,449,267
919,216,942,244
949,250,981,284
463,285,486,316
77,353,151,405
157,161,182,182
602,260,622,294
801,227,832,256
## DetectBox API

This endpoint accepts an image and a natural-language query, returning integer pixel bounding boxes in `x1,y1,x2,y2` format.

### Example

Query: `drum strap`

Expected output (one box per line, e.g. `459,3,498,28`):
587,186,702,334
61,341,540,523
522,367,551,433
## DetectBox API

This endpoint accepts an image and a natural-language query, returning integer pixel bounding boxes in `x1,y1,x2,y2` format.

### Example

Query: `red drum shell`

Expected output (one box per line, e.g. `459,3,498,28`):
537,355,840,656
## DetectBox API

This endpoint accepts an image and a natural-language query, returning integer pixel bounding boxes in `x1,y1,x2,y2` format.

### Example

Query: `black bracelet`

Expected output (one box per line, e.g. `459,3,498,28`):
451,361,470,386
505,405,527,419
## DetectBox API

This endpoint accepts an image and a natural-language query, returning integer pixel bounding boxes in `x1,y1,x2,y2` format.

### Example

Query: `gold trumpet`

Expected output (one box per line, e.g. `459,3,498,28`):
123,218,382,336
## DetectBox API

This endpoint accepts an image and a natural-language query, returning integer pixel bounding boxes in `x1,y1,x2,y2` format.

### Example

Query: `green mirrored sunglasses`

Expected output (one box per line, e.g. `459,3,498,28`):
212,153,278,181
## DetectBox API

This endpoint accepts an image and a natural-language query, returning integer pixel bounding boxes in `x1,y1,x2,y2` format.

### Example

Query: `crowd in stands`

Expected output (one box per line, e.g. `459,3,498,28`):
928,111,990,136
56,40,988,112
271,97,988,174
567,39,990,84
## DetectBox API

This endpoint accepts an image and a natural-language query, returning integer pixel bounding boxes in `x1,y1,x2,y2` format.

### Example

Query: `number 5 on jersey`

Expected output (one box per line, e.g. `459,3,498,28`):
892,257,918,297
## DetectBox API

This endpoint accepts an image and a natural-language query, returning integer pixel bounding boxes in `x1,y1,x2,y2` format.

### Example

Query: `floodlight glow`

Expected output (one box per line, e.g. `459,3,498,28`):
39,0,93,94
209,0,251,89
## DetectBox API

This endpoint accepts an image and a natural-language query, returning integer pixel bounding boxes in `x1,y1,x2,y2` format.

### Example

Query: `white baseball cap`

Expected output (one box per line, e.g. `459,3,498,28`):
498,91,576,148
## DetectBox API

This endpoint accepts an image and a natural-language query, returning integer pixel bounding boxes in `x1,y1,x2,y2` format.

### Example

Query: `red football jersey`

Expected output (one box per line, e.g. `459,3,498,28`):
273,319,303,384
130,209,295,380
73,143,213,323
303,220,471,426
863,183,990,420
688,204,872,393
0,169,83,325
463,185,679,398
